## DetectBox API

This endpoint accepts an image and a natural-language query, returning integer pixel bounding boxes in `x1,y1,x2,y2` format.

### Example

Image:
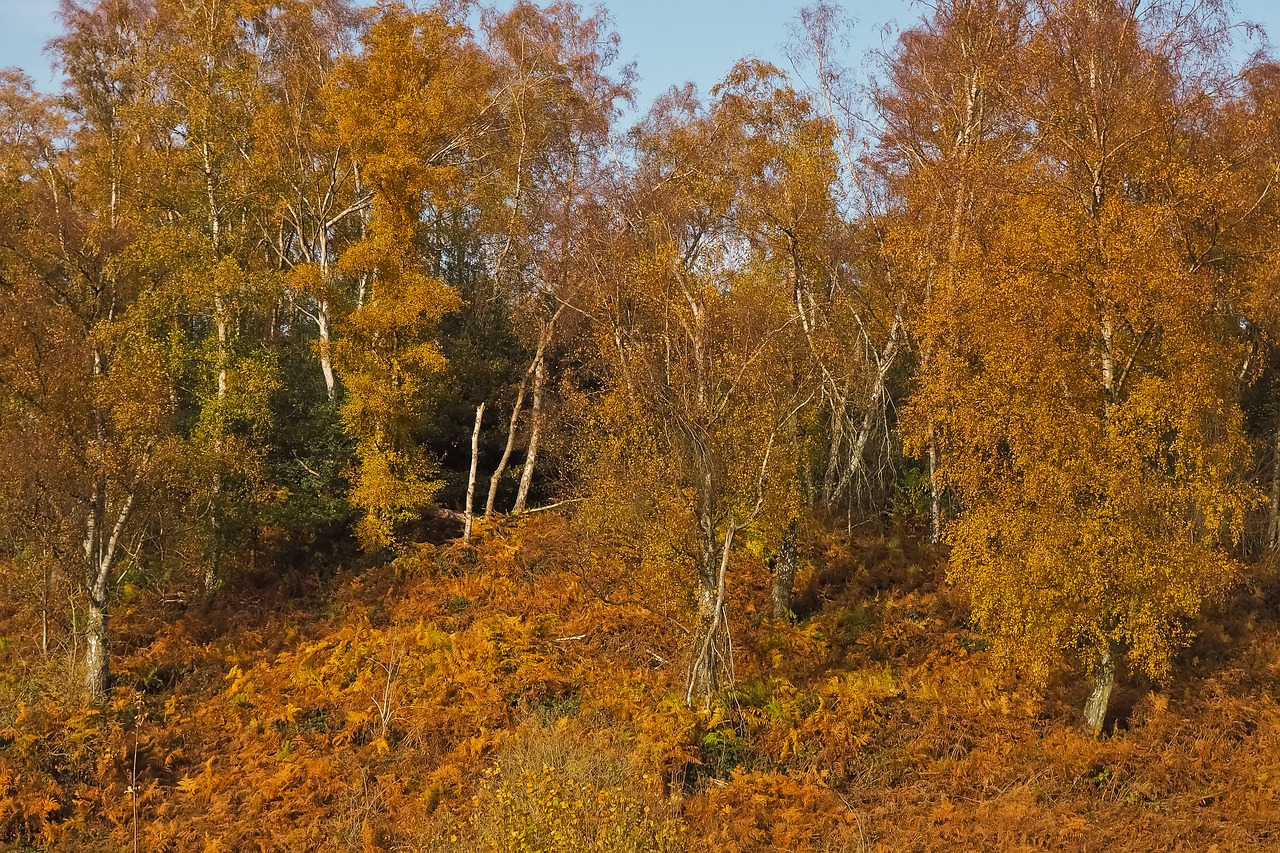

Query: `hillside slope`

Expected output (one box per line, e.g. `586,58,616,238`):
2,516,1278,851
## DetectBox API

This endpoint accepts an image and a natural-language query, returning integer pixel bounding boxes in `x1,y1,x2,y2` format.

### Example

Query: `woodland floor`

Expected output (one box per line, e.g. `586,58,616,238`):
1,515,1278,851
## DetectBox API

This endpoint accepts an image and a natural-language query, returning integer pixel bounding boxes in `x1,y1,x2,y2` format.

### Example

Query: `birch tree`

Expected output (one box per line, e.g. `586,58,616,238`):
475,0,632,515
324,2,485,548
578,79,808,708
900,0,1258,734
0,60,174,703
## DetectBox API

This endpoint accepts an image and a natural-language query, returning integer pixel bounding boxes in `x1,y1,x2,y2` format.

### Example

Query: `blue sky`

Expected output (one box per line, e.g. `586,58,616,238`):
2,1,1278,109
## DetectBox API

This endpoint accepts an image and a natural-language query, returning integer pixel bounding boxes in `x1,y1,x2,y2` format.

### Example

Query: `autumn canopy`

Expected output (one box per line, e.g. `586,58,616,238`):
2,0,1280,849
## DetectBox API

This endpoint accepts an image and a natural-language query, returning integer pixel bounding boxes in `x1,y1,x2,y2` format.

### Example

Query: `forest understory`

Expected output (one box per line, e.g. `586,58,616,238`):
2,514,1278,851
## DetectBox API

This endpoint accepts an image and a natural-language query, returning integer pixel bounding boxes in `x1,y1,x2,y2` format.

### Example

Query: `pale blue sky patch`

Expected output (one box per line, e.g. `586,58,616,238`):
1,0,65,88
0,1,1276,112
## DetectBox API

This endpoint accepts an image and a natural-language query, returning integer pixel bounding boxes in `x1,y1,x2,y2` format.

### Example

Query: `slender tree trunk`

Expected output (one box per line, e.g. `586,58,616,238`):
85,342,109,699
208,291,229,592
512,351,545,514
215,293,228,401
1084,643,1118,737
85,578,109,704
1268,417,1280,548
463,403,485,542
833,317,904,504
771,519,799,620
206,478,222,592
317,300,335,402
83,480,105,700
317,233,337,401
484,371,531,517
929,438,942,544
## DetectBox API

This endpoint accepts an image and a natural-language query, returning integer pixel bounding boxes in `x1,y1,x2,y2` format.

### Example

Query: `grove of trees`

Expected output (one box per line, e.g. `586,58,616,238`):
3,4,1280,828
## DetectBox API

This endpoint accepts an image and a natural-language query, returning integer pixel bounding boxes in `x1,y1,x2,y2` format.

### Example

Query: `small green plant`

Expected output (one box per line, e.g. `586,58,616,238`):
832,605,876,650
891,467,932,529
531,693,581,725
699,728,750,778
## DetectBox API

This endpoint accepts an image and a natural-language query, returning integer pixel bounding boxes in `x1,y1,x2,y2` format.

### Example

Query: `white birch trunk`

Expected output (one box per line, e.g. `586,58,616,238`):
929,438,942,545
82,474,140,703
207,288,229,592
687,524,736,709
85,577,109,704
317,300,335,402
512,351,545,514
463,403,485,542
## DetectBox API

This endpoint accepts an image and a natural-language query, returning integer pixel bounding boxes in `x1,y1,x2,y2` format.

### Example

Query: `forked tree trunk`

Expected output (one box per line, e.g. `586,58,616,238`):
687,525,736,709
832,317,904,506
510,310,561,515
485,370,531,517
82,473,141,704
1084,643,1118,737
771,519,799,620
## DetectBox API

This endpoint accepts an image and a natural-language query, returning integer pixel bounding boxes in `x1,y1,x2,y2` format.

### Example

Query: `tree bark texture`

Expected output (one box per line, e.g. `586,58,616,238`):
771,518,799,620
85,581,109,704
463,403,485,542
512,350,545,514
1084,644,1118,737
687,525,736,710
